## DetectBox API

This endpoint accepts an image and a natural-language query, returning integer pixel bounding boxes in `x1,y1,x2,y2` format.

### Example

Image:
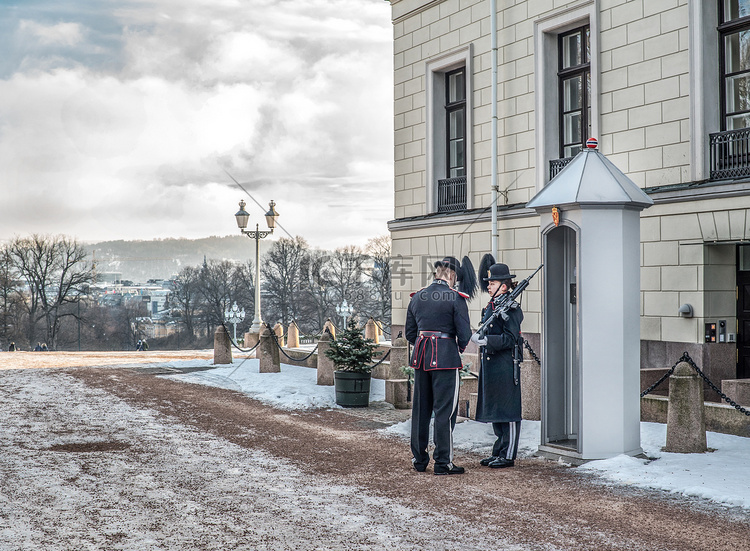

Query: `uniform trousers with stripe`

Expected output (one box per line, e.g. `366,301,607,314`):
491,421,521,460
411,367,460,468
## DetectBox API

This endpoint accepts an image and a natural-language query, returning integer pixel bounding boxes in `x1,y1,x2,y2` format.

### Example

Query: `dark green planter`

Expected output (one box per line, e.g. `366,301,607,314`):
334,370,371,407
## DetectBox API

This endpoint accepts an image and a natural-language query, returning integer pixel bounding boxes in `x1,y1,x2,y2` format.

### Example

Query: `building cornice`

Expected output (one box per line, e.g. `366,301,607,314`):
389,181,750,232
390,0,447,25
388,204,537,232
644,180,750,204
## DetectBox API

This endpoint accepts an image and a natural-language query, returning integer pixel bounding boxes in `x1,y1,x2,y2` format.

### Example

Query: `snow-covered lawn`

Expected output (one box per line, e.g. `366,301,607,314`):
168,358,750,511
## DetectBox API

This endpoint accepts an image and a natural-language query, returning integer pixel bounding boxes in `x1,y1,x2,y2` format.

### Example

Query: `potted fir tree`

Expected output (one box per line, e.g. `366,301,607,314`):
326,318,378,407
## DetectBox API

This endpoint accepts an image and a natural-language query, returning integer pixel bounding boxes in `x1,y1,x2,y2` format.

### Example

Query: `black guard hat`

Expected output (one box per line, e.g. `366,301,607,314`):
483,263,515,281
434,256,460,273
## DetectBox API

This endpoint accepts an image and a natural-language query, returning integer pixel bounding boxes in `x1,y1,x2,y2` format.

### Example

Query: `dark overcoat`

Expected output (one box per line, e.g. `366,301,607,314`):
475,295,524,423
405,279,472,370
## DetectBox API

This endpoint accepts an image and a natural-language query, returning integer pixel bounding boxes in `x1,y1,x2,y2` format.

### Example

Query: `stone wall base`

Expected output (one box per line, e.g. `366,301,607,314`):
641,395,750,438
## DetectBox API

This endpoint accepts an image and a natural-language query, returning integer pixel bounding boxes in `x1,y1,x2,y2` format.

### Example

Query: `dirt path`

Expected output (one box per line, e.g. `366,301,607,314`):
62,366,750,551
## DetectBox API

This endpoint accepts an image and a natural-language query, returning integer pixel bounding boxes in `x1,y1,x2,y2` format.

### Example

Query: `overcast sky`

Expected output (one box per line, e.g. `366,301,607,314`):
0,0,394,249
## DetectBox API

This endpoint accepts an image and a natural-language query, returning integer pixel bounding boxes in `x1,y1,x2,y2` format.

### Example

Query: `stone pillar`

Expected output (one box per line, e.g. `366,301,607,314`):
316,330,335,386
385,380,412,409
458,376,478,418
469,392,478,421
387,335,410,380
375,320,384,341
323,318,336,340
273,323,285,348
287,321,300,349
665,362,707,453
365,317,379,343
258,324,280,373
244,331,259,350
213,325,232,365
521,358,541,421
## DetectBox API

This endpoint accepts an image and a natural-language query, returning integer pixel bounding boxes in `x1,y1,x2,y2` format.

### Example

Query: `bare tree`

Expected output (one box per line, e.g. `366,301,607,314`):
261,236,309,326
197,260,234,334
0,246,24,349
230,260,255,335
172,266,202,338
321,245,368,326
365,235,392,326
8,235,95,349
299,249,335,333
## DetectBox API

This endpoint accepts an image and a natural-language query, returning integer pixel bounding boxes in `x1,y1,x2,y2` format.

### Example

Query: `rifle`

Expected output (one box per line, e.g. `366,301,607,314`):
476,264,542,385
476,264,543,340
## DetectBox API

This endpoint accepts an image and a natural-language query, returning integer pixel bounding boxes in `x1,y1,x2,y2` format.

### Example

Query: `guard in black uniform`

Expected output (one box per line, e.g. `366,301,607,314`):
405,256,475,475
472,262,524,468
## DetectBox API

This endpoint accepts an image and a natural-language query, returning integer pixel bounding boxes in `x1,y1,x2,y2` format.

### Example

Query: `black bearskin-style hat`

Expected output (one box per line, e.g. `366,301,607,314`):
484,263,515,282
434,256,460,273
434,256,478,299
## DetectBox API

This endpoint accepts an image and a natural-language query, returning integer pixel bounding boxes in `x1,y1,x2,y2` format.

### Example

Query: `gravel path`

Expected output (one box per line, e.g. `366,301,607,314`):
1,364,748,550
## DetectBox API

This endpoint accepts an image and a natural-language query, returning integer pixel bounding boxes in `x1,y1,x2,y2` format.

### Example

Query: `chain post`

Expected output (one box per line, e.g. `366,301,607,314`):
640,351,750,416
267,322,319,362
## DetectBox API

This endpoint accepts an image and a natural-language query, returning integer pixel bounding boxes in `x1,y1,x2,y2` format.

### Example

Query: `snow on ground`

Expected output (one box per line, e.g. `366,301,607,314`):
164,357,385,410
1,367,527,551
165,357,750,511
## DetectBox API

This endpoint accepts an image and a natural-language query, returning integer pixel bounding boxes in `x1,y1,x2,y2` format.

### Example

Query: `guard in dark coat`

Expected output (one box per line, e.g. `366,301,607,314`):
405,256,475,475
472,262,524,468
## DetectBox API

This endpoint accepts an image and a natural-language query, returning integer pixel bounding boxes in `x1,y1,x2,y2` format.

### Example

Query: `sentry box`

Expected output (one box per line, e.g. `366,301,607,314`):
526,139,653,464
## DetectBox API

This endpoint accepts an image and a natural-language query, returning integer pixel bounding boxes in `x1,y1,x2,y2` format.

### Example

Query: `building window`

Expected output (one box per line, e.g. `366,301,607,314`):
534,4,599,189
720,1,750,130
437,67,467,213
558,25,591,159
426,46,473,213
710,1,750,179
446,68,466,178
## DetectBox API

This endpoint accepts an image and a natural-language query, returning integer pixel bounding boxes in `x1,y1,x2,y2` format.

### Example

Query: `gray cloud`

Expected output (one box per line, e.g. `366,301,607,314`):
0,0,393,247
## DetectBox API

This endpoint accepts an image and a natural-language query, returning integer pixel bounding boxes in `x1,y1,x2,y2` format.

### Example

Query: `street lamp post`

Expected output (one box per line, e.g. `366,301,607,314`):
223,301,246,342
336,299,354,328
235,199,279,334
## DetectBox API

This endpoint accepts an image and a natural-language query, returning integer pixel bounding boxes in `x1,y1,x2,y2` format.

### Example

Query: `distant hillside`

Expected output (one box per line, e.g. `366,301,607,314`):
86,236,275,283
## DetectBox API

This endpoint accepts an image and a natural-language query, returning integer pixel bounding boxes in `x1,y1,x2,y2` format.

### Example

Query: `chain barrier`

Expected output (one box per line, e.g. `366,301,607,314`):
639,358,678,398
220,322,261,353
523,339,541,365
374,320,392,338
266,323,319,362
518,341,749,417
641,352,750,416
367,348,391,369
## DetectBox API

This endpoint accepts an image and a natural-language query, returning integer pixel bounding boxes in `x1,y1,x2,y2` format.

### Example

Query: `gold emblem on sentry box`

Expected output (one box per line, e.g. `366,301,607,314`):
552,206,560,227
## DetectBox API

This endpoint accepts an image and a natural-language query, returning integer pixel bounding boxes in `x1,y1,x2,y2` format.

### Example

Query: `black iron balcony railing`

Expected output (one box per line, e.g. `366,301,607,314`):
709,128,750,180
437,176,467,212
549,156,575,180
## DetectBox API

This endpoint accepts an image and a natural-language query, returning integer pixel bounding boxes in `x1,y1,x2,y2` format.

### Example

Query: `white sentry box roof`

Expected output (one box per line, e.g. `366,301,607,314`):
527,147,653,210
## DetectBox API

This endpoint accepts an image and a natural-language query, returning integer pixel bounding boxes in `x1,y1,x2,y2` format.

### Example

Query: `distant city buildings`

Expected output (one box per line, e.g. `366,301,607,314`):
90,277,179,341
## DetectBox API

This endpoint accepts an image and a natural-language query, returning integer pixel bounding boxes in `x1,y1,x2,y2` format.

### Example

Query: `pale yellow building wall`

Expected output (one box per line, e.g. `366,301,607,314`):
392,0,692,218
391,214,542,334
389,0,748,347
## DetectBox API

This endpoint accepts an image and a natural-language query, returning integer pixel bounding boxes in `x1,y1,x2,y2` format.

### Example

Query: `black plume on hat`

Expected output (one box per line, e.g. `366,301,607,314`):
478,253,496,293
458,256,477,299
434,256,478,299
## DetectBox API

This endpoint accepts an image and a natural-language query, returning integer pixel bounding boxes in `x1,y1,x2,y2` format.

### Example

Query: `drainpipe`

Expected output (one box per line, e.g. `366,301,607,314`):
490,0,499,259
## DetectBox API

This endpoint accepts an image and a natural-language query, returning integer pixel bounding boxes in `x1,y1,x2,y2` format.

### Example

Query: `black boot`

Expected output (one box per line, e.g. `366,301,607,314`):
434,463,465,475
488,457,514,469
